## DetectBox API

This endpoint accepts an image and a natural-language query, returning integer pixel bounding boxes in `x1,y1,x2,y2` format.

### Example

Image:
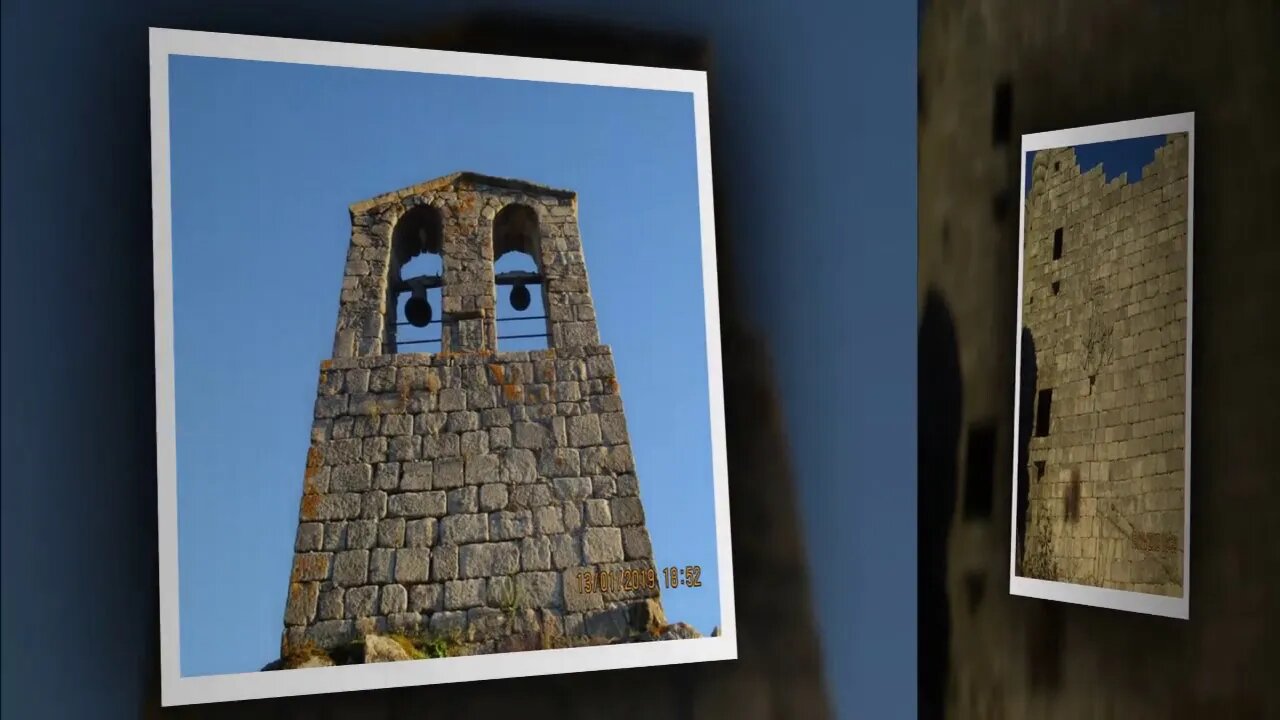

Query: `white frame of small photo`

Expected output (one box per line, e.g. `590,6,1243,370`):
1008,112,1194,620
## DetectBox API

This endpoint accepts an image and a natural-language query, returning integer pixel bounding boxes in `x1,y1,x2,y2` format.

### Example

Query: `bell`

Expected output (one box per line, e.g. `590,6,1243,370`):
404,290,432,328
510,282,531,312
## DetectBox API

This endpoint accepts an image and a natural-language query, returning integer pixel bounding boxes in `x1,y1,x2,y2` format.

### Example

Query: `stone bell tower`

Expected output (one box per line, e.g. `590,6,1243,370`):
281,172,664,657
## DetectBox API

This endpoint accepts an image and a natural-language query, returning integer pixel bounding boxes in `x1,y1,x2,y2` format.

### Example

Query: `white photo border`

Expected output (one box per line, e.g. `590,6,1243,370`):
1008,112,1194,620
150,27,737,706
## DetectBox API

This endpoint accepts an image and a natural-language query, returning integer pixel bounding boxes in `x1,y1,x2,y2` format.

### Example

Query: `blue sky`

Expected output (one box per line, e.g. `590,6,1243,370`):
1025,133,1168,196
168,55,718,677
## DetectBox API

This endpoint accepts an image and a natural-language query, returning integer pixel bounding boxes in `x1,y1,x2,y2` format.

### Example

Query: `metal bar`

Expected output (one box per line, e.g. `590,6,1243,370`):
392,274,444,293
494,271,543,287
396,338,443,346
497,333,548,340
393,272,542,293
398,315,546,327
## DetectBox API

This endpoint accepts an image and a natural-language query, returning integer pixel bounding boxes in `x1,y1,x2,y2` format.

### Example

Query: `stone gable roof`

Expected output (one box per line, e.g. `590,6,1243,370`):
351,171,576,213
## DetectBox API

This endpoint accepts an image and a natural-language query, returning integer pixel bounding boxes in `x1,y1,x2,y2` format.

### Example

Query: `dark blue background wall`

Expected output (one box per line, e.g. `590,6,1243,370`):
0,1,916,717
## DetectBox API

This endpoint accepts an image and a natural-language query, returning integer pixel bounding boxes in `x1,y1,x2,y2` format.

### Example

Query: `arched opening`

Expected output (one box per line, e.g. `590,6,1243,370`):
492,203,548,350
388,204,444,353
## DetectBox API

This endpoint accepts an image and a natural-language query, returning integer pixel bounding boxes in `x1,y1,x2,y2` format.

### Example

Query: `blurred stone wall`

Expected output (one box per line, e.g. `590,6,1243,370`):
919,0,1279,717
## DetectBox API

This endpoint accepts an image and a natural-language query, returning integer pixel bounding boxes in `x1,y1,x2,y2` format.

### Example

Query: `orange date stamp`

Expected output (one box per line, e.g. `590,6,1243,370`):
573,565,703,595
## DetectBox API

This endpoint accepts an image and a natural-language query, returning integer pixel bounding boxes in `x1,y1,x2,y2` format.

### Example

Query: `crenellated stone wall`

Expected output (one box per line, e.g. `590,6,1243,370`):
282,173,665,657
1019,136,1189,596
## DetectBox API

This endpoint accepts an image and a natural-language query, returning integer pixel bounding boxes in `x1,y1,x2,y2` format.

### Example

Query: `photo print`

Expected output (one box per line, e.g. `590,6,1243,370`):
150,28,735,705
1009,113,1193,620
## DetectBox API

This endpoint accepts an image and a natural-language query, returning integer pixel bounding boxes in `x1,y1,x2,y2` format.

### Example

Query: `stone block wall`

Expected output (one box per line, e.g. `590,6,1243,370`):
284,346,660,653
1020,137,1188,596
283,173,664,655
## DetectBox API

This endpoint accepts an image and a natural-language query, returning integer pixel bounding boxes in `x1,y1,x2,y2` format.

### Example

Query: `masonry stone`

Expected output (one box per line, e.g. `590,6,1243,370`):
361,490,387,520
303,618,353,649
316,586,344,621
332,550,369,587
408,584,442,613
403,517,434,548
520,536,553,571
1017,139,1189,597
428,610,467,636
584,499,613,526
464,454,499,486
563,567,605,613
567,414,602,446
368,548,394,584
345,585,378,618
376,518,404,548
459,542,519,578
386,612,421,636
347,520,377,549
388,491,446,518
284,582,319,625
517,571,562,607
468,607,509,640
399,461,431,490
592,476,617,499
479,483,508,511
616,474,639,497
393,548,431,583
562,503,584,533
303,494,361,522
490,510,535,541
282,172,663,657
512,420,547,448
461,430,488,457
447,486,479,514
434,456,464,488
500,449,538,485
440,513,489,544
610,497,645,526
582,527,625,564
533,505,565,535
509,484,553,509
584,606,630,638
622,527,654,560
444,579,486,610
486,575,516,608
379,584,408,615
553,477,593,502
489,427,512,450
388,436,420,462
374,462,400,491
430,544,459,581
295,523,323,552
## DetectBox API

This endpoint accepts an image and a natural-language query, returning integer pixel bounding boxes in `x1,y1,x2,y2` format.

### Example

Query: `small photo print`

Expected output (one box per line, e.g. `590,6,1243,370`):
150,29,735,706
1009,113,1193,619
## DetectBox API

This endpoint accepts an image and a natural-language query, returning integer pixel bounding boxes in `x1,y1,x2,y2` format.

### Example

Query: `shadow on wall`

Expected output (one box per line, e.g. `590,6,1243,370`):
1014,327,1036,577
917,288,962,720
148,13,833,720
